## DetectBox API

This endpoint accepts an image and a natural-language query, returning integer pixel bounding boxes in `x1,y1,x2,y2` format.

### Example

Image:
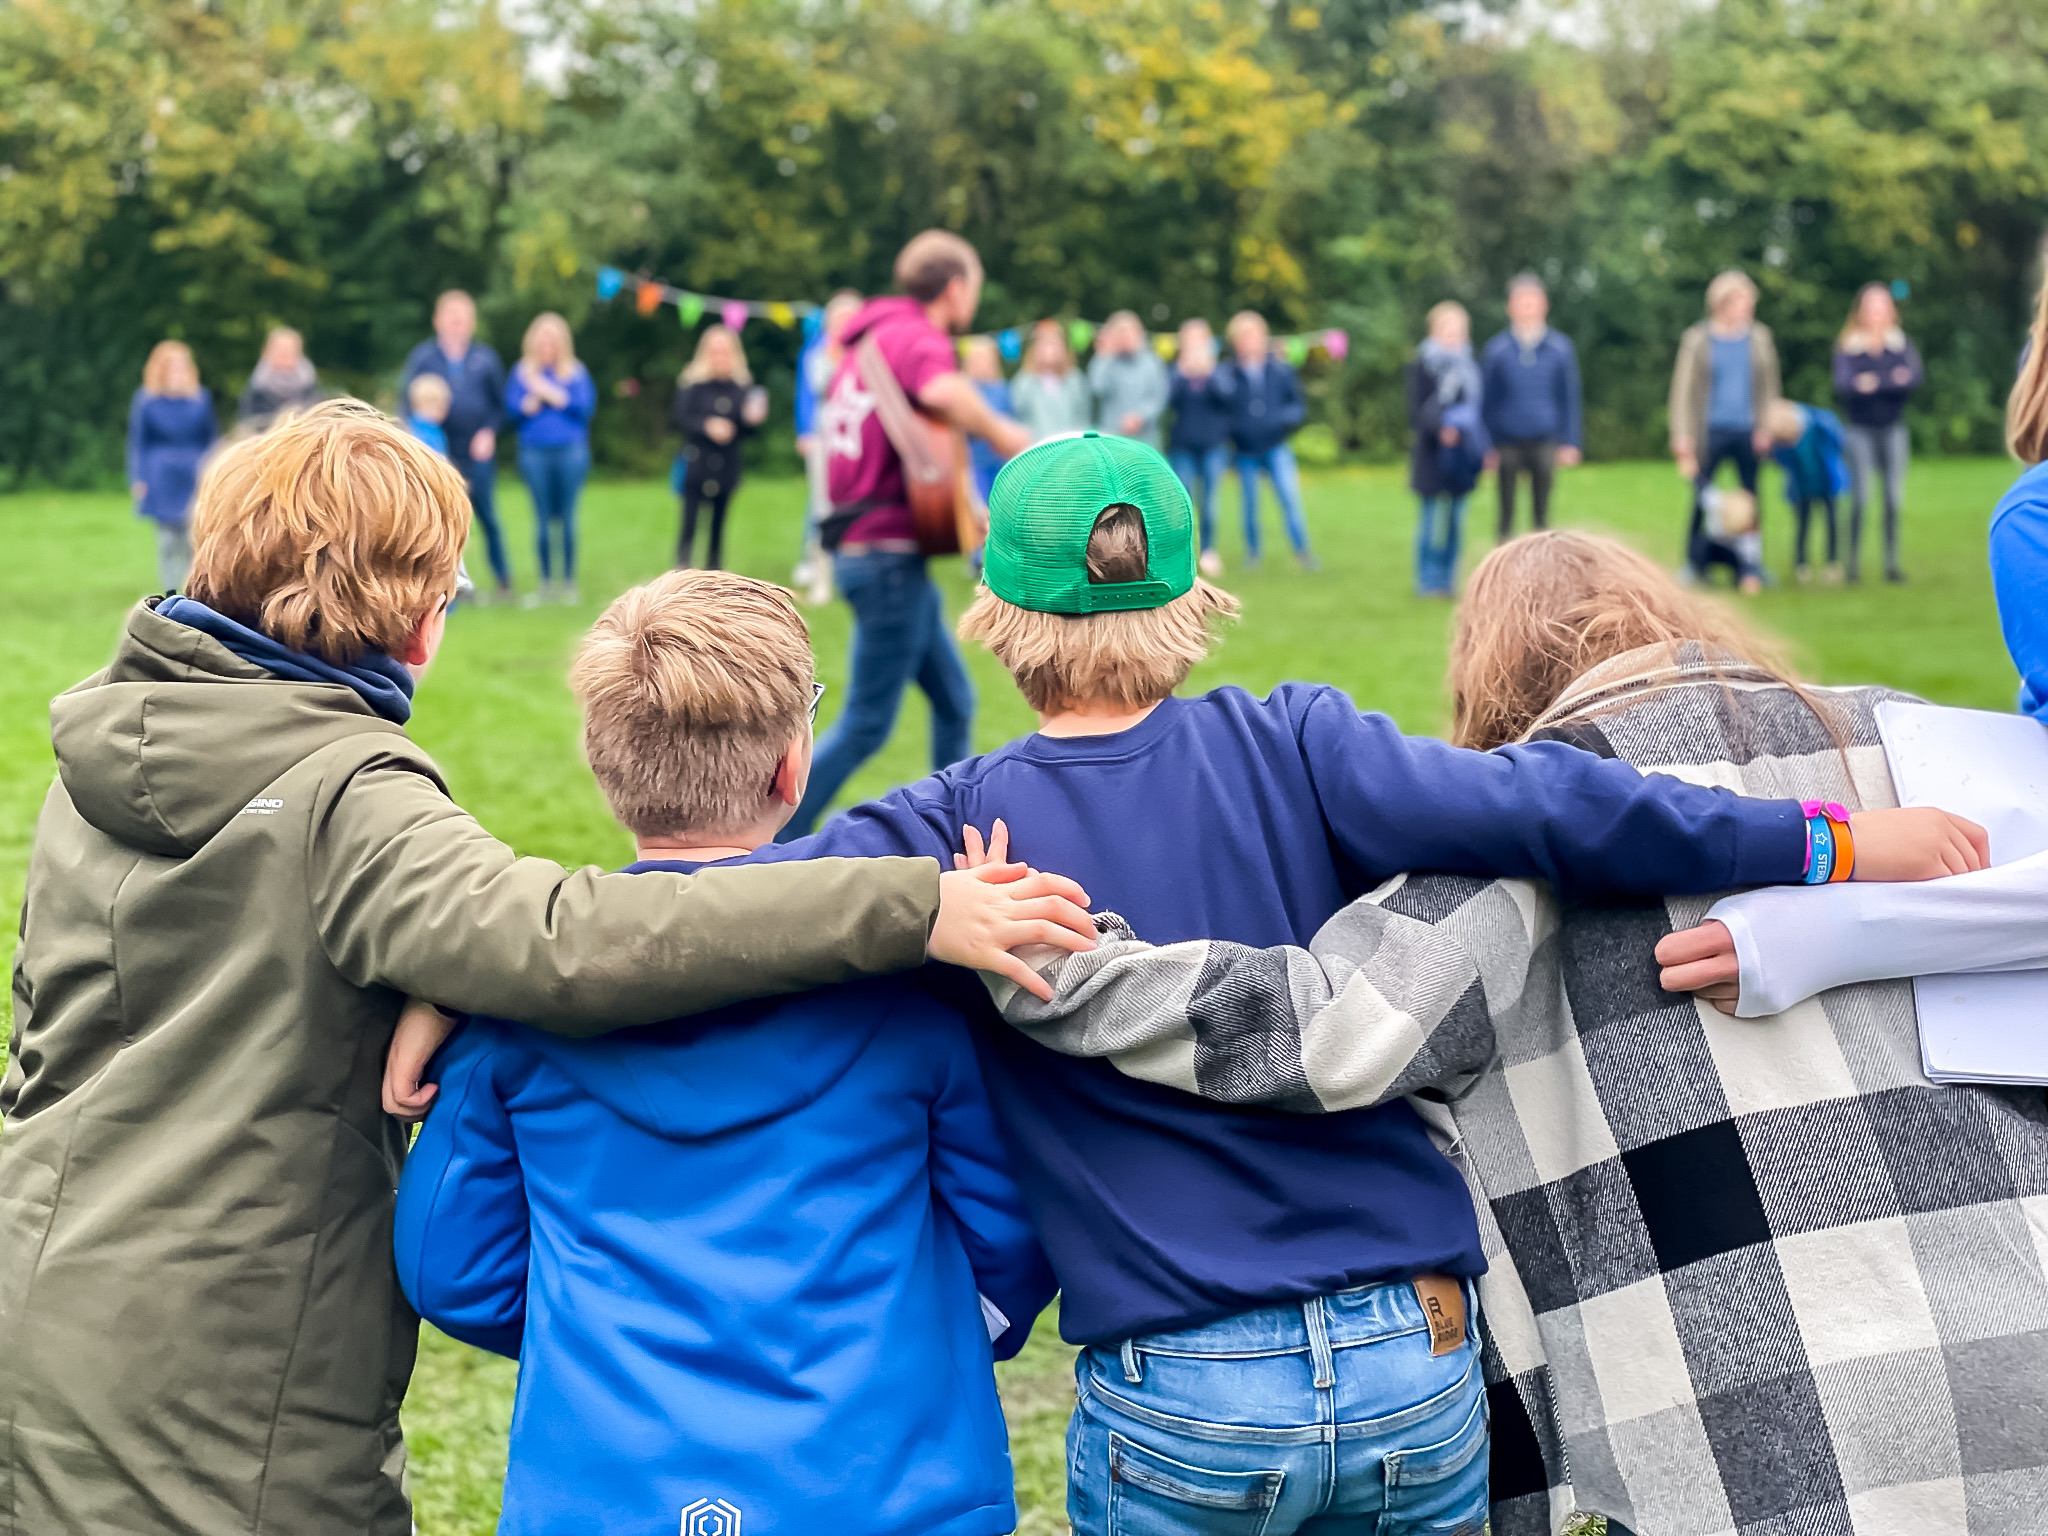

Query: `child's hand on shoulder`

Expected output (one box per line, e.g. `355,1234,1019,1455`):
929,819,1095,999
383,998,460,1122
1847,807,1988,881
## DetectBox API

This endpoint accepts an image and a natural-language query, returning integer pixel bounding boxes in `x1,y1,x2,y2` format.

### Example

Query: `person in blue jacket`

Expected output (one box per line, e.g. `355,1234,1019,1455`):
1479,273,1582,541
1212,310,1318,570
739,434,1954,1536
399,290,513,602
127,340,219,592
506,311,597,606
1165,318,1234,577
396,568,1054,1536
1407,301,1484,596
1764,398,1850,583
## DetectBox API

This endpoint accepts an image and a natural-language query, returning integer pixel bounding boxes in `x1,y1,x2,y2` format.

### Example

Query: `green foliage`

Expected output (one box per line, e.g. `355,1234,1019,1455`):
3,0,2046,484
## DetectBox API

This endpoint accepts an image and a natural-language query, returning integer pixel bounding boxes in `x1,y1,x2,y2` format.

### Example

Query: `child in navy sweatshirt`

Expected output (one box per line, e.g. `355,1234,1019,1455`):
751,432,1957,1535
394,570,1055,1536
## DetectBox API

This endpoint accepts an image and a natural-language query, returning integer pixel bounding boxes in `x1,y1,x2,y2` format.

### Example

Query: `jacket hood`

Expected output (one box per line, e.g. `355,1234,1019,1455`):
527,859,889,1138
49,601,410,858
840,296,933,350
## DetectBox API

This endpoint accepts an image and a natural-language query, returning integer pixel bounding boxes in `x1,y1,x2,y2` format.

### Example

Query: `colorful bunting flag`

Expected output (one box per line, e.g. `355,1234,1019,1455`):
1323,328,1349,362
997,328,1023,363
635,281,665,317
677,293,705,326
595,266,626,301
1067,319,1095,353
1283,335,1310,365
767,302,796,329
1152,333,1177,360
720,300,750,332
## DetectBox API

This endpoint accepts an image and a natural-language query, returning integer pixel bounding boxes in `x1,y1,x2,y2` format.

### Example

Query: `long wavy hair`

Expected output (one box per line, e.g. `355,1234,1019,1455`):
2008,271,2048,464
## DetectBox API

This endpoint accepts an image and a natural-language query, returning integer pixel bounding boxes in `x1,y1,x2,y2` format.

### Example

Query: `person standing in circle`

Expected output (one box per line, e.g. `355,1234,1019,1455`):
1212,311,1317,571
1480,273,1582,541
400,291,513,602
777,229,1031,839
1669,269,1781,580
1166,318,1233,579
507,313,597,606
671,324,767,571
128,340,218,592
1833,283,1923,584
236,327,322,434
1087,310,1169,448
1009,321,1092,441
1406,301,1485,597
793,291,862,604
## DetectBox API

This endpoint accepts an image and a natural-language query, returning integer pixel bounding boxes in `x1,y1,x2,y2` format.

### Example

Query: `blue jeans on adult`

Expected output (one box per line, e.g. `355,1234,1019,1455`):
519,440,589,584
1065,1280,1488,1536
780,550,976,840
458,452,512,592
1414,494,1467,595
1169,445,1233,554
1236,445,1313,560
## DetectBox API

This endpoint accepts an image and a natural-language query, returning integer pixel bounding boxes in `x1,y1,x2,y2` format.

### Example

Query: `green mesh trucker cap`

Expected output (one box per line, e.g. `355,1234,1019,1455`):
984,432,1196,614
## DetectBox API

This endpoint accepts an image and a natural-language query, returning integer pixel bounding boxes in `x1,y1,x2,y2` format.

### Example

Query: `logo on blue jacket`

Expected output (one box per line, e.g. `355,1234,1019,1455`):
681,1497,742,1536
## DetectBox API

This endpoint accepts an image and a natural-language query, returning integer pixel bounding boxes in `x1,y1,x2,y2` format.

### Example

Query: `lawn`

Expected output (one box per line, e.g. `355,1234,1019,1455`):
0,456,2024,1533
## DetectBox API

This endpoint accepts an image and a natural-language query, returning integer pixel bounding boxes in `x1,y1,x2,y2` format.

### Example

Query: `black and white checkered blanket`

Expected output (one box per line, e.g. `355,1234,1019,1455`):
990,644,2048,1535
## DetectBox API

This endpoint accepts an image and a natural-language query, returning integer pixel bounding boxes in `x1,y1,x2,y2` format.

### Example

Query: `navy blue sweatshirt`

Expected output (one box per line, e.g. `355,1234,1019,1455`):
1480,328,1582,448
1210,356,1305,455
398,338,508,456
1166,370,1234,454
757,684,1807,1344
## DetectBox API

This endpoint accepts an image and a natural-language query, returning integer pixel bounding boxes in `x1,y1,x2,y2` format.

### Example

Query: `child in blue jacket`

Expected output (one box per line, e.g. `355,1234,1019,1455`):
1765,398,1850,582
395,570,1055,1536
750,433,1959,1536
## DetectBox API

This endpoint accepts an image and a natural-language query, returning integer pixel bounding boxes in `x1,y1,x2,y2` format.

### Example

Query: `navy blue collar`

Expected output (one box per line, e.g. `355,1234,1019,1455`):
156,595,416,725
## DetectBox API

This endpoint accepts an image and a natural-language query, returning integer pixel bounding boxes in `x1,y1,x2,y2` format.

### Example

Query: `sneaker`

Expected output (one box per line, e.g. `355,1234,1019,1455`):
1822,562,1845,586
1244,553,1263,571
1794,565,1813,585
1297,552,1323,573
560,583,581,606
1198,550,1225,578
806,566,834,606
1885,568,1908,584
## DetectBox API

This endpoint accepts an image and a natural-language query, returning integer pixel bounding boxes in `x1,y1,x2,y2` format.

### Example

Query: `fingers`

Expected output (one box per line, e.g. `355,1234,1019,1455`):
1653,921,1732,967
998,869,1091,911
383,1081,438,1123
985,950,1056,1002
1659,955,1740,993
988,819,1011,864
997,891,1097,942
1953,814,1990,871
1001,917,1097,954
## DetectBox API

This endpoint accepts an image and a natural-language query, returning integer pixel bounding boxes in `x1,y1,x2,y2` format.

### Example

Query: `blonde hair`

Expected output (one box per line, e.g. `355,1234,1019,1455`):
143,341,199,396
1763,398,1805,443
1425,300,1469,334
1447,530,1793,751
1706,269,1758,314
570,570,814,838
407,373,452,413
1028,319,1073,374
186,400,469,665
1225,310,1268,347
2009,271,2048,464
1838,282,1898,348
958,504,1240,712
521,312,576,370
681,324,752,387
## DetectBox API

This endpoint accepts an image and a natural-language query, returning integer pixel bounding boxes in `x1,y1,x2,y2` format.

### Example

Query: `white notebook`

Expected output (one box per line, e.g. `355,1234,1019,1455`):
1876,700,2048,1085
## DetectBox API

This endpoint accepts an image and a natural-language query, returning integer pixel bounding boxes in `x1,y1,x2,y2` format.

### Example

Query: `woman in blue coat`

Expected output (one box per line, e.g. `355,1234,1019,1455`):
127,341,218,592
507,311,598,606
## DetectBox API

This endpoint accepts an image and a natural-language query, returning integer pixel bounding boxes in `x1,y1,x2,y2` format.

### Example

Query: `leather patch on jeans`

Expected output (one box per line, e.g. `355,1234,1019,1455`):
1412,1274,1467,1356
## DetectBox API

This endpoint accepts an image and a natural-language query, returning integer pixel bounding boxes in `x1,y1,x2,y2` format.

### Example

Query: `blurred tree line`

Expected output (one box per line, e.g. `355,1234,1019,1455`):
4,0,2046,486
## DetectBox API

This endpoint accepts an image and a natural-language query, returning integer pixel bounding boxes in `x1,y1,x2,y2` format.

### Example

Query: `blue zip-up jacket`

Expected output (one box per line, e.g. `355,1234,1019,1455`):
1991,460,2048,721
1770,403,1850,505
396,875,1055,1536
505,362,596,449
758,684,1809,1345
1166,369,1234,453
1480,327,1583,449
126,389,218,525
1211,354,1305,455
794,332,828,439
397,339,507,454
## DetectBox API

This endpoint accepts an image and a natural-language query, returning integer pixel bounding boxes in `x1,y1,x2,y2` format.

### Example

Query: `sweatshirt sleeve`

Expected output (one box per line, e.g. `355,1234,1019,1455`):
1708,851,2048,1018
1273,361,1306,433
917,998,1058,1359
563,367,597,427
1295,688,1808,899
308,757,939,1033
393,1025,529,1357
1992,496,2048,718
764,776,962,863
986,877,1531,1113
126,393,146,486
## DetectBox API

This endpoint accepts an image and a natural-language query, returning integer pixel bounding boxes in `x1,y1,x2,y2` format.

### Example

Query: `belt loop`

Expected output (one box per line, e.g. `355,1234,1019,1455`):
1304,1297,1336,1391
1120,1337,1144,1384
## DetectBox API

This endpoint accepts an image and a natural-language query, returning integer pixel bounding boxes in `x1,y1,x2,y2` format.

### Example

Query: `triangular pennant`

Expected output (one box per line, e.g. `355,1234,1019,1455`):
720,300,750,332
677,293,705,327
636,281,666,316
595,266,626,301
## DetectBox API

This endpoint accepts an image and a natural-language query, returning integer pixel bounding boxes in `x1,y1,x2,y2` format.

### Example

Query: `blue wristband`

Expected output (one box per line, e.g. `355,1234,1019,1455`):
1804,813,1835,885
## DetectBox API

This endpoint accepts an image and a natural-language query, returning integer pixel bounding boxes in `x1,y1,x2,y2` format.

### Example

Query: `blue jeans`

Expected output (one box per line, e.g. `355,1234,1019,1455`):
1067,1281,1488,1536
519,441,589,583
1236,446,1313,559
780,551,976,839
1169,445,1233,554
458,453,512,591
1414,494,1467,595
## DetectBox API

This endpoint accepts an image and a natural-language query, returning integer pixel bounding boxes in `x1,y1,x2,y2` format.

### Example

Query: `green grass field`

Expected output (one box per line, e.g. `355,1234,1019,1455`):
0,457,2024,1532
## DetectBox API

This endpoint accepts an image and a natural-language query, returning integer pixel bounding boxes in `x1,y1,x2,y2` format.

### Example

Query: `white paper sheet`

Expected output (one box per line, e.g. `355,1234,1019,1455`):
1876,700,2048,1084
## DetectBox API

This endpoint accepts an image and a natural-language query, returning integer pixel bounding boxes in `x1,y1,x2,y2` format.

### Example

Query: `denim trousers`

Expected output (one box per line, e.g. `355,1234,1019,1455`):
519,441,589,583
1236,446,1313,558
780,550,976,839
1842,421,1908,578
1066,1281,1488,1536
1413,494,1467,595
458,453,512,591
1170,445,1233,554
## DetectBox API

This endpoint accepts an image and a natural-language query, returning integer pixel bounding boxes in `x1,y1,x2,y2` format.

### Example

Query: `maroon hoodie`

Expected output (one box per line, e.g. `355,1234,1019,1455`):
823,296,959,545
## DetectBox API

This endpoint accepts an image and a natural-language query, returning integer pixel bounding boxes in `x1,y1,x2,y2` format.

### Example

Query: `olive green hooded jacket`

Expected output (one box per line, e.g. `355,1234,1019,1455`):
0,603,940,1536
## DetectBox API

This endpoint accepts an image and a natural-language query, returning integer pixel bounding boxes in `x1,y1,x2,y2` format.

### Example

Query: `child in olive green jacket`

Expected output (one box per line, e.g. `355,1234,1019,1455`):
0,401,1090,1536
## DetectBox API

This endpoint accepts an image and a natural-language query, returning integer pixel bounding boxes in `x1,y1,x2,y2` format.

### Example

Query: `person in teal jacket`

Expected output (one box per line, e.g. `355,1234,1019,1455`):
1764,398,1850,582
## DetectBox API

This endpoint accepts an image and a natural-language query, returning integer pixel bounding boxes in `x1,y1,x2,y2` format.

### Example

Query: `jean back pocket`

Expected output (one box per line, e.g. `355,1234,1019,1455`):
1108,1432,1284,1536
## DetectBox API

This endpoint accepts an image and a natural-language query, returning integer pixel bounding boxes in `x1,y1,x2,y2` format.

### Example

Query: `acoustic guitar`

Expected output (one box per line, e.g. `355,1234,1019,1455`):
856,338,979,559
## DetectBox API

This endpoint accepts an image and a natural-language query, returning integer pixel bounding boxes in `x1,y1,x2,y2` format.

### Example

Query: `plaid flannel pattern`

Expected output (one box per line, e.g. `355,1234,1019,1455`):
993,648,2048,1535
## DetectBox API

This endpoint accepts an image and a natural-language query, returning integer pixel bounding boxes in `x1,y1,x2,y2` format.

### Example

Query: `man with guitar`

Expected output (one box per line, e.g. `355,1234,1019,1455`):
781,230,1033,839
